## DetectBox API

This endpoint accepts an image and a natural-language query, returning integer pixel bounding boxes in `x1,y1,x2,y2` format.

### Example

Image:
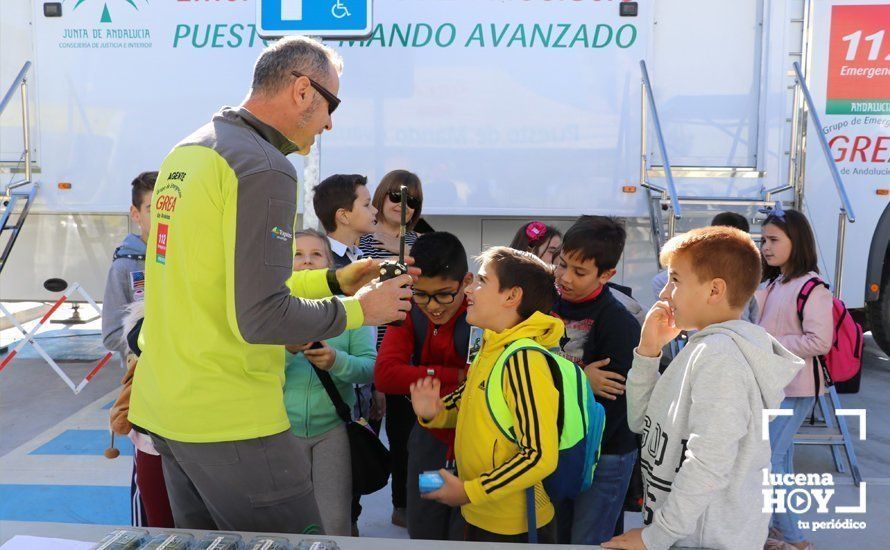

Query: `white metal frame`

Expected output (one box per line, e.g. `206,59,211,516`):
0,283,114,394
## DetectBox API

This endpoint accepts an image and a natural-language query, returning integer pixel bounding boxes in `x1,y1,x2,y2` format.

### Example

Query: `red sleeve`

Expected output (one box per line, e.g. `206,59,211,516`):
374,314,461,395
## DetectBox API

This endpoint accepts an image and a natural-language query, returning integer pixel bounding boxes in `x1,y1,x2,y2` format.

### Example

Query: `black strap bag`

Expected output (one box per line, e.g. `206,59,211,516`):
312,365,391,495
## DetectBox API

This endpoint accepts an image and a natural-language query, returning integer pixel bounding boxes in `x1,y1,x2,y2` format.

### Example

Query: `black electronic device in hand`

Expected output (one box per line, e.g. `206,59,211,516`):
378,184,411,325
309,341,324,350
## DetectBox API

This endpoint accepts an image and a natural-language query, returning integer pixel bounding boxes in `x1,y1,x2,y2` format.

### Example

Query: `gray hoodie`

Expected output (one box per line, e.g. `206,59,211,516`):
101,233,146,359
626,320,803,550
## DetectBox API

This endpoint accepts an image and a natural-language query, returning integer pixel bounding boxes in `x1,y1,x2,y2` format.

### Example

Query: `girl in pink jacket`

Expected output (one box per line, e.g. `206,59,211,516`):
755,207,832,550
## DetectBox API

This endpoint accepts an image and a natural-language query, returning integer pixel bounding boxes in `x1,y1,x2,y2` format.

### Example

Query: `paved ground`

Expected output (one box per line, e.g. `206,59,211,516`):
1,323,888,546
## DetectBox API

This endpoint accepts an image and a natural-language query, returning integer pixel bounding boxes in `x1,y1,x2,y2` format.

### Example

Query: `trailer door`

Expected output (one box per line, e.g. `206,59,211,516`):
650,0,765,168
0,0,40,172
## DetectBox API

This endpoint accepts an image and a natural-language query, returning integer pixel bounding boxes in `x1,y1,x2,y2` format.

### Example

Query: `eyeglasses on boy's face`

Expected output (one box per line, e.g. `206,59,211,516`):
387,190,421,210
412,290,459,305
291,71,341,115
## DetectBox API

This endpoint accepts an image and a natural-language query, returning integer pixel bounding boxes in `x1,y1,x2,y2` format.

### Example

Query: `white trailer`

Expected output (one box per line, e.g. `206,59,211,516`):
2,0,889,351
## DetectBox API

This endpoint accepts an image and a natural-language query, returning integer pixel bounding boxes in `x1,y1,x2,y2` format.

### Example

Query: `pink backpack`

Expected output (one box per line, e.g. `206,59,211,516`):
796,277,863,386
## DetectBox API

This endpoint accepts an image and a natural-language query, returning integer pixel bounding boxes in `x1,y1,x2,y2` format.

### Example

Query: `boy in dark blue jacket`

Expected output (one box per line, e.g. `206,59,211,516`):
552,216,641,545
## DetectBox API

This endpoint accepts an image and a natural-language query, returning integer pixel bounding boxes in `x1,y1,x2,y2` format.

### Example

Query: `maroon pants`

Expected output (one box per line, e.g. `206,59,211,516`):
135,450,175,528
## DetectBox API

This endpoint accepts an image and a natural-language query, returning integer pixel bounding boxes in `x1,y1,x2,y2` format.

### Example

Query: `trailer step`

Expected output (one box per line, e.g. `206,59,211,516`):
793,387,863,486
0,184,38,277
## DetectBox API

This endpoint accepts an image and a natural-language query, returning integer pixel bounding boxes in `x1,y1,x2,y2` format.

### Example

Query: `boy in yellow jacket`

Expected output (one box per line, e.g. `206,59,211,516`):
410,246,563,543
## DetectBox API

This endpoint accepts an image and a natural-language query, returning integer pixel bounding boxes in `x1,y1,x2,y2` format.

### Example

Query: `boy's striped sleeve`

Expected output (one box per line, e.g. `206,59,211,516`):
442,381,466,410
419,381,465,429
464,349,559,504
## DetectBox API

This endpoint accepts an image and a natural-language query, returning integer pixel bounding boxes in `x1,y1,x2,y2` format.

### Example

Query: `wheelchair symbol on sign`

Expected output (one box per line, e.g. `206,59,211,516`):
332,0,350,19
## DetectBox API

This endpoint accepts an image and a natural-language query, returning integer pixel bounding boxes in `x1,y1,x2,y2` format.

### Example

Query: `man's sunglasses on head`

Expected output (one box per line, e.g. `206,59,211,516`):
291,71,340,115
387,191,421,210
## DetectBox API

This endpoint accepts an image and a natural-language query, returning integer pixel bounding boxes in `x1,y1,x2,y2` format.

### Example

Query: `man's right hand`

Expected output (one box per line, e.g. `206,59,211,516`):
410,376,444,421
354,274,414,325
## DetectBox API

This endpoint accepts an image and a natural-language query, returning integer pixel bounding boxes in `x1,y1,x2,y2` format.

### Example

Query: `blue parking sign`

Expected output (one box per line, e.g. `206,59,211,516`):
257,0,373,38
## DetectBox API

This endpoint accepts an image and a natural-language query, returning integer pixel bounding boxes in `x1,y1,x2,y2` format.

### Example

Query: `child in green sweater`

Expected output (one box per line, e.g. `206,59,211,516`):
283,229,377,536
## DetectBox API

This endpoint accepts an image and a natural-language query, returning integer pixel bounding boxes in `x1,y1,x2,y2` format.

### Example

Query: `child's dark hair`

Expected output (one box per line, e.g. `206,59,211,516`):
509,221,562,258
410,232,468,281
372,170,424,230
313,174,368,233
131,172,158,208
762,209,819,283
477,246,558,320
561,216,626,272
710,211,750,233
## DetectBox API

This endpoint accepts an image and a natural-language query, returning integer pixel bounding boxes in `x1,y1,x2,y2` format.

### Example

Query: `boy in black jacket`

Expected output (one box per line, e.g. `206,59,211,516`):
552,216,641,545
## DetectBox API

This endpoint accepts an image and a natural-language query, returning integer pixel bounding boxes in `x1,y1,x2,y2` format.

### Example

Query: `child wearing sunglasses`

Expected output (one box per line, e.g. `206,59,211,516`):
359,169,424,529
360,169,424,262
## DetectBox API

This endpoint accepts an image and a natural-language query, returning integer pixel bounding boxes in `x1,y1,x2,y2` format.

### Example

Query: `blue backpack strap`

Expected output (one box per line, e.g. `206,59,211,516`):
526,486,537,544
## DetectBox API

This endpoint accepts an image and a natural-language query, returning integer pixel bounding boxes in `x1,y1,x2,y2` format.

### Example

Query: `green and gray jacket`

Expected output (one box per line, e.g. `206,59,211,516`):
284,325,376,438
129,107,363,443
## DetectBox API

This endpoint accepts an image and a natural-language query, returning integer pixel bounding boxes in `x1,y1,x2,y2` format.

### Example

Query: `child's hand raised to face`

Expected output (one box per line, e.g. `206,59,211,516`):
420,469,470,507
638,301,681,358
409,376,443,421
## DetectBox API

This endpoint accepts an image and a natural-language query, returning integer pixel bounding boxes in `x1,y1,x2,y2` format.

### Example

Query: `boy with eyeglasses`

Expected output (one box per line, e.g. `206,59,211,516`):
374,232,473,540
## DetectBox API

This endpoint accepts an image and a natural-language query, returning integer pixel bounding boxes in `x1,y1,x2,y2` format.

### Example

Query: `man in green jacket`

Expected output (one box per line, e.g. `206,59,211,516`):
129,36,412,534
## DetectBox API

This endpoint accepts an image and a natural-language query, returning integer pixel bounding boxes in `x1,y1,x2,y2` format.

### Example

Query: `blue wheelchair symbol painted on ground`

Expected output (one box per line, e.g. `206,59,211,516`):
258,0,373,38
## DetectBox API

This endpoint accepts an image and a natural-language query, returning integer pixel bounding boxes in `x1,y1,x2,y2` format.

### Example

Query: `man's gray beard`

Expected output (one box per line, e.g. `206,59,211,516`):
297,96,322,128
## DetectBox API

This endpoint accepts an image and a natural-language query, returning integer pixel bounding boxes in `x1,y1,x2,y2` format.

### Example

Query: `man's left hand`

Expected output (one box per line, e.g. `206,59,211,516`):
336,256,421,296
420,469,470,507
603,528,647,549
303,342,337,371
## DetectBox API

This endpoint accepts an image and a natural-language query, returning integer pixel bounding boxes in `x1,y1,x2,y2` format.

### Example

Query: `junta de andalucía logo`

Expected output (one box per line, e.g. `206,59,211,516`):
72,0,148,24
